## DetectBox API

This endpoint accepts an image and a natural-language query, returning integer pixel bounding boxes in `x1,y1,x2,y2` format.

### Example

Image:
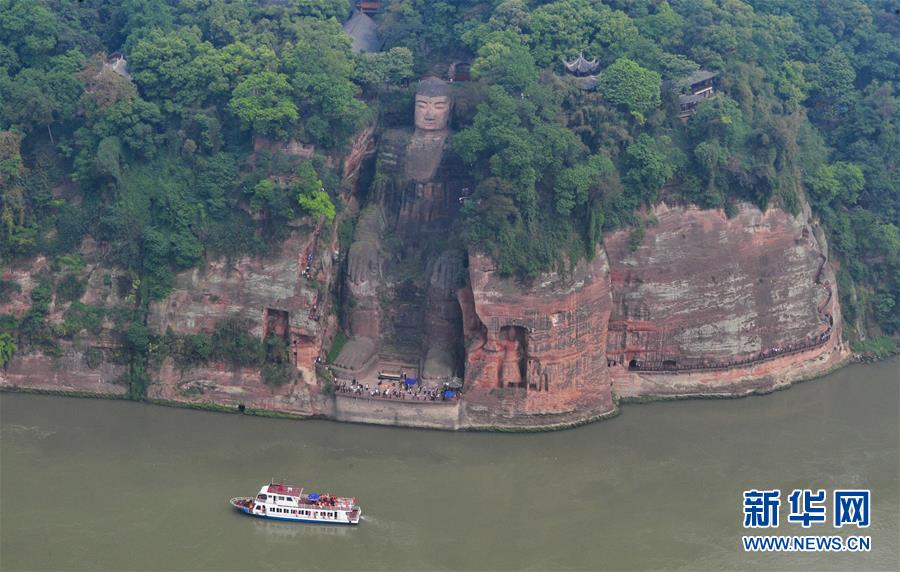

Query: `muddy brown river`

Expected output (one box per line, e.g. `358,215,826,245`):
1,357,898,571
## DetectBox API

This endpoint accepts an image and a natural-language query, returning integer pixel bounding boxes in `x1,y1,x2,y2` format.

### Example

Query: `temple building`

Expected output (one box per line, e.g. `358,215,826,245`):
562,52,599,76
448,61,471,82
354,0,381,13
104,52,131,79
672,70,718,120
562,52,599,90
342,10,381,53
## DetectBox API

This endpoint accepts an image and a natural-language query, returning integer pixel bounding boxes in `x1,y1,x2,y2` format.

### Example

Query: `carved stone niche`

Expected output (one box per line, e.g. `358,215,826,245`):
265,308,290,342
497,325,528,389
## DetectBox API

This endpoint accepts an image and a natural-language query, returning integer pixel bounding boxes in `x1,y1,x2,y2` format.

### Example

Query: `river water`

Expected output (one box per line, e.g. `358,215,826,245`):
1,358,898,571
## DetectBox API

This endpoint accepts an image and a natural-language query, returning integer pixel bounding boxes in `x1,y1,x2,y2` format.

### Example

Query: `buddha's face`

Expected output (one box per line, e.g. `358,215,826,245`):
414,94,451,131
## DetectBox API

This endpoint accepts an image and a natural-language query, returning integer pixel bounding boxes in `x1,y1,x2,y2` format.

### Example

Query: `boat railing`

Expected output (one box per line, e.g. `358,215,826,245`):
269,500,356,511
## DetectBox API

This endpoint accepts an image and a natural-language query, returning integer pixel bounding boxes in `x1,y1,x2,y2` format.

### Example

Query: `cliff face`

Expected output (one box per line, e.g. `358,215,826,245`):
1,126,378,413
0,252,128,396
604,203,845,398
458,250,616,428
450,201,844,428
145,228,333,415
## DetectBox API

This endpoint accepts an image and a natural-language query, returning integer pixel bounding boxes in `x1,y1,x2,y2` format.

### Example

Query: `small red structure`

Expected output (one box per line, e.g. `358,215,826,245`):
449,61,471,82
355,0,381,13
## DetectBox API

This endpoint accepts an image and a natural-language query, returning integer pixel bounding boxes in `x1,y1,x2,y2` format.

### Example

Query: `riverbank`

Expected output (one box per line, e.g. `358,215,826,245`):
1,337,865,431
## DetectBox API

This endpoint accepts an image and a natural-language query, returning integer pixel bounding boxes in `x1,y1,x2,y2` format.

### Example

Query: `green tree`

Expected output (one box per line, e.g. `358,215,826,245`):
353,47,415,87
598,58,661,119
297,189,336,223
529,0,639,67
293,0,351,20
294,161,335,222
554,154,613,216
471,31,538,94
228,71,299,137
282,18,368,148
623,134,676,204
0,0,58,67
128,28,204,105
805,162,865,206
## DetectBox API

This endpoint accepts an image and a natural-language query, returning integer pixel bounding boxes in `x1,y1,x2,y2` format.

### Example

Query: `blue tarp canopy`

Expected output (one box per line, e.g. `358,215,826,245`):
307,493,320,500
443,390,455,398
403,378,417,386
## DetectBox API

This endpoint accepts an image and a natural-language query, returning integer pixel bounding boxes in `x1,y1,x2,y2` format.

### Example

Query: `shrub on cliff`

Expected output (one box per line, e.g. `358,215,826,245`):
0,332,16,367
262,363,295,388
211,316,265,368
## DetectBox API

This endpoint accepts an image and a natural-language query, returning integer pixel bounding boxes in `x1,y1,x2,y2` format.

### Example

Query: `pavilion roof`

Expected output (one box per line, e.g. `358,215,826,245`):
562,52,599,75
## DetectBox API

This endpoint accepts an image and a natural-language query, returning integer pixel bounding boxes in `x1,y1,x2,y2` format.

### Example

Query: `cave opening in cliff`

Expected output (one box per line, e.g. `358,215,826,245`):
629,358,638,369
498,325,528,388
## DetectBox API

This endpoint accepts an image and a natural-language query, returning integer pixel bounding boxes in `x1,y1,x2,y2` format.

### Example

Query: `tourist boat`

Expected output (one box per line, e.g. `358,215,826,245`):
230,482,361,525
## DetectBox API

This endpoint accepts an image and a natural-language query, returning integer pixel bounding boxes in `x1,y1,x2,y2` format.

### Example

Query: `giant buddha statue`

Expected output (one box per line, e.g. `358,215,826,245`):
335,77,468,381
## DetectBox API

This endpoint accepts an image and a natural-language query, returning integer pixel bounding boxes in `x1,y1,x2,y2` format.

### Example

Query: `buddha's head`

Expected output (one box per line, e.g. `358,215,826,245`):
414,77,452,131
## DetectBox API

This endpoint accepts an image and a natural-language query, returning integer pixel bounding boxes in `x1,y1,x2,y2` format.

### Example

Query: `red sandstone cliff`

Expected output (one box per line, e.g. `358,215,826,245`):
603,203,847,399
457,249,616,428
0,251,128,396
145,227,334,415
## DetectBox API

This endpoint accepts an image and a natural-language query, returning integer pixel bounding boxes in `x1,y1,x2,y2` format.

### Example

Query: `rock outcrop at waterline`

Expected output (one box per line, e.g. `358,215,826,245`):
603,203,846,399
145,227,333,415
457,250,616,428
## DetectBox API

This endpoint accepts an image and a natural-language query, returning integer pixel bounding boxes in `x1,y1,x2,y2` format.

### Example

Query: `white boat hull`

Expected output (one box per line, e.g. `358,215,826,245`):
230,496,361,525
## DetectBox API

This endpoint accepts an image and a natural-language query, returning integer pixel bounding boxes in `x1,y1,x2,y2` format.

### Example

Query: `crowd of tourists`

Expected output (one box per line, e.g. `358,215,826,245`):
335,379,457,401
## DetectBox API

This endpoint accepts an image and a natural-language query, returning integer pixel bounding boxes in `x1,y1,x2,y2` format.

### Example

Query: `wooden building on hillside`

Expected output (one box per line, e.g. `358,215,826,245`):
449,61,471,82
673,70,718,120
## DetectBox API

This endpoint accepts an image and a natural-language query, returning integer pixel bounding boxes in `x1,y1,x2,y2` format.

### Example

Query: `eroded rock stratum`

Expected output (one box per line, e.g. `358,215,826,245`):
0,199,849,428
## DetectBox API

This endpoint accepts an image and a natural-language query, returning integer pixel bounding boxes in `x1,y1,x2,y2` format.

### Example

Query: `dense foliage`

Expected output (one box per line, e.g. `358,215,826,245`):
0,0,897,373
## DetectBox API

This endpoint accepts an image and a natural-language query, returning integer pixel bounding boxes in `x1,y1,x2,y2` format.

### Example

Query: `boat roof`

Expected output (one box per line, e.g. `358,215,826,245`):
266,483,304,496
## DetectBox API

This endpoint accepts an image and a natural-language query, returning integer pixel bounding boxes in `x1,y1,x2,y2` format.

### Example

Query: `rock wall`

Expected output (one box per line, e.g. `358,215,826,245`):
1,135,849,432
150,358,319,415
458,250,616,429
604,203,846,398
146,227,334,414
1,252,129,396
1,347,127,396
